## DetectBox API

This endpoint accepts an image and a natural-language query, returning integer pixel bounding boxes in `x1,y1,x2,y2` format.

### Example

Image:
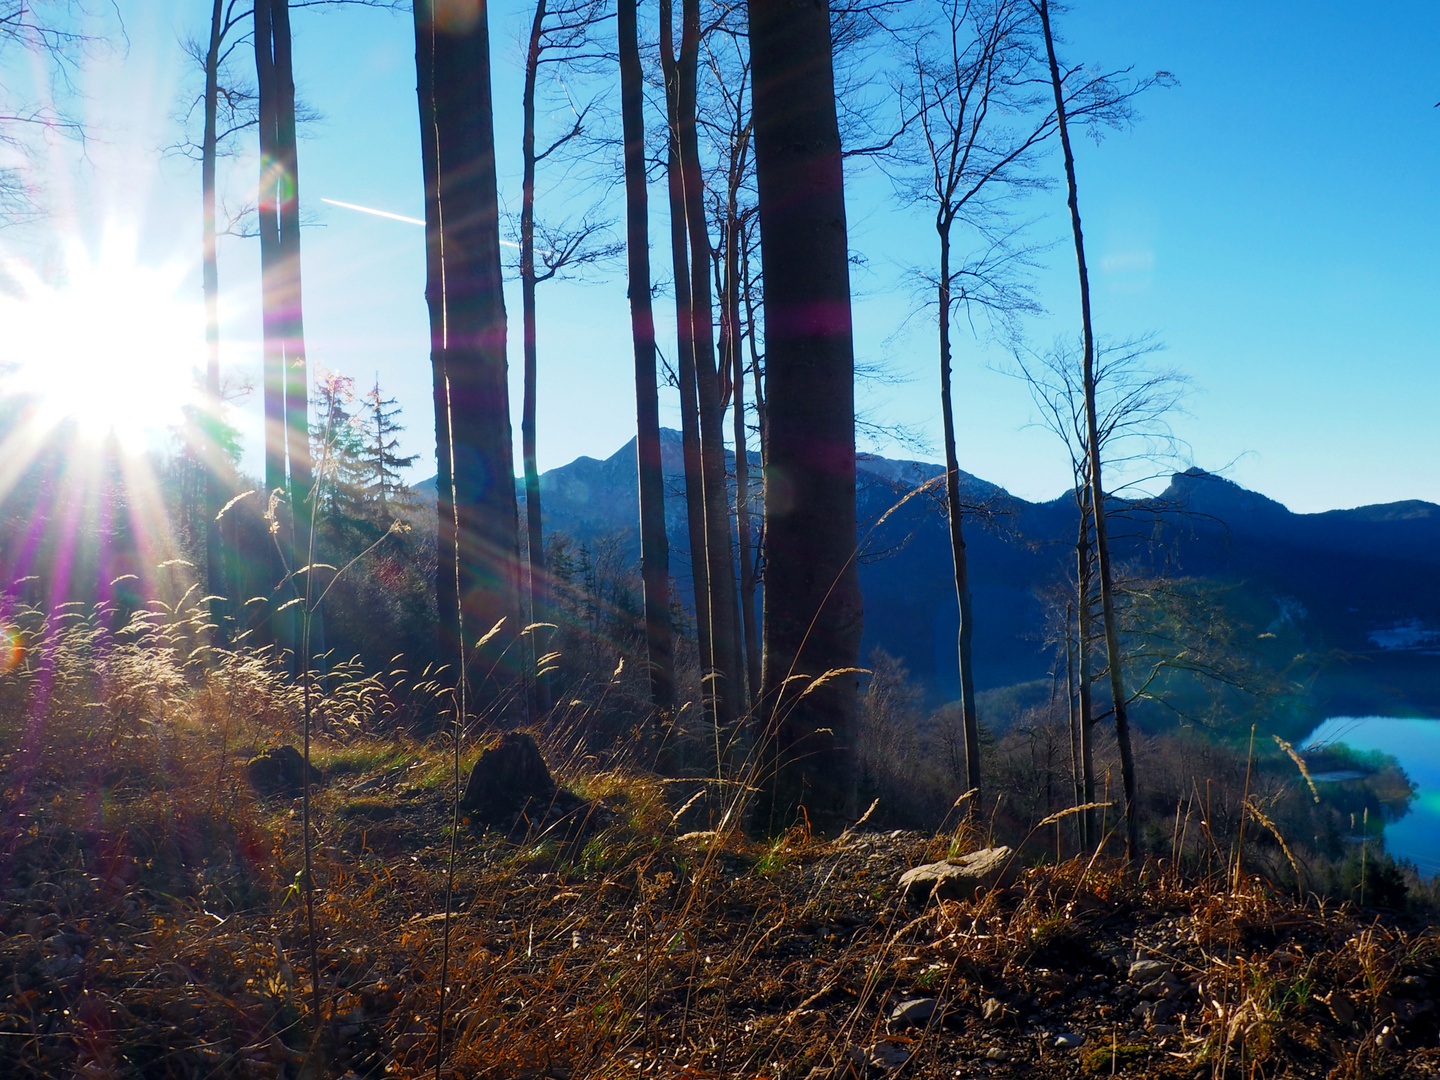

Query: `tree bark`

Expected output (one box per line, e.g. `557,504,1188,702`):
676,0,740,734
254,0,291,652
413,0,523,701
203,0,225,636
1040,0,1138,858
271,0,321,665
412,2,457,670
937,219,982,808
520,0,552,721
749,0,862,832
1076,485,1096,847
659,0,712,721
618,0,677,727
726,220,761,712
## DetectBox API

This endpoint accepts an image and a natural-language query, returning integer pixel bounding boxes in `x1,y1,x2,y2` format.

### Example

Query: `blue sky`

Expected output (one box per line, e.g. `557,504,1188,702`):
5,0,1438,513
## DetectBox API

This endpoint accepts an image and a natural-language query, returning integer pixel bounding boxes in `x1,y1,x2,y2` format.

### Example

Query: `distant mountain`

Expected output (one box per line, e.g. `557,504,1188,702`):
416,433,1440,718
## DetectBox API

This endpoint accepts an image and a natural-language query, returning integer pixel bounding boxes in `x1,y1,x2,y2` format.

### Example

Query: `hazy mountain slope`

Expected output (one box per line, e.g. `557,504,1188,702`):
416,435,1440,715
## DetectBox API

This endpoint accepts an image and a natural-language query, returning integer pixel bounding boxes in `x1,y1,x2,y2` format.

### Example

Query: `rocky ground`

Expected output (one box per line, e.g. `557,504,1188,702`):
2,733,1439,1079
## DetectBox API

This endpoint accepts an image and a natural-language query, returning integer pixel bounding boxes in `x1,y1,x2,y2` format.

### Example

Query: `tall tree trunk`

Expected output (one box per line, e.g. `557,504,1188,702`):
660,0,712,717
254,0,290,651
740,229,767,457
414,0,523,701
271,0,321,666
749,0,862,832
412,3,457,671
1040,0,1138,858
937,220,981,806
618,0,677,727
676,0,740,734
1076,486,1097,847
726,216,761,711
520,0,551,721
1064,598,1084,848
203,0,225,637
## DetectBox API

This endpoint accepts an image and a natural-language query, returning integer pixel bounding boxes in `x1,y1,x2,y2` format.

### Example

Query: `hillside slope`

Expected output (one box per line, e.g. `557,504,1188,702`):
417,434,1440,716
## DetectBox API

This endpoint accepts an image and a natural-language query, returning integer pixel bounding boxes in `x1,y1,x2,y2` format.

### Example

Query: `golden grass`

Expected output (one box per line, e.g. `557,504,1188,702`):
1,606,1438,1079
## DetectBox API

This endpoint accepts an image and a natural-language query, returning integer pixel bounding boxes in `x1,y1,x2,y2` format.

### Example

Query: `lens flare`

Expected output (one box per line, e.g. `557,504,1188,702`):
0,627,22,672
0,228,203,450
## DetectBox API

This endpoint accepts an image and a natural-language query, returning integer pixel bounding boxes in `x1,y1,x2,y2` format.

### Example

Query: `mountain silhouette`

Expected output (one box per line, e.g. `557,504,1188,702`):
417,432,1440,719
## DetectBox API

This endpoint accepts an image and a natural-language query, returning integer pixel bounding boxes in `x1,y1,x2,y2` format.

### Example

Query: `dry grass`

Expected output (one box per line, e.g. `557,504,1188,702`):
1,607,1438,1079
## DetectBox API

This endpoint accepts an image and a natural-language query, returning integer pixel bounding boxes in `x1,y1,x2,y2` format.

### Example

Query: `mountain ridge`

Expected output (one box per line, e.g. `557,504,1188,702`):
415,432,1440,717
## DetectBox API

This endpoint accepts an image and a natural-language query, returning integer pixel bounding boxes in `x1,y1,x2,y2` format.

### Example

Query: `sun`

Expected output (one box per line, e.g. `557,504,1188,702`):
1,230,204,451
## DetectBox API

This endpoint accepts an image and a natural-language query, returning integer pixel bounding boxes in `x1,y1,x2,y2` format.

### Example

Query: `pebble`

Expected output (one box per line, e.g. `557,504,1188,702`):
889,997,940,1026
1054,1032,1085,1049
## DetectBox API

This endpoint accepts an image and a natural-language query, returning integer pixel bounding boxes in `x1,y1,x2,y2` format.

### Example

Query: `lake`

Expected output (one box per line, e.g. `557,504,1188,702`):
1303,716,1440,877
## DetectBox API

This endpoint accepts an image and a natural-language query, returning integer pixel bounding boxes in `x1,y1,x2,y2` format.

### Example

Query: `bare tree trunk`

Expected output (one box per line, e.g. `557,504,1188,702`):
740,226,767,458
1040,0,1138,858
254,0,289,651
749,0,862,832
271,0,320,666
1064,598,1084,848
726,228,761,712
520,0,552,721
937,222,981,807
1076,486,1097,847
412,3,457,670
660,0,712,717
618,0,676,733
203,0,225,637
677,0,740,734
413,0,523,700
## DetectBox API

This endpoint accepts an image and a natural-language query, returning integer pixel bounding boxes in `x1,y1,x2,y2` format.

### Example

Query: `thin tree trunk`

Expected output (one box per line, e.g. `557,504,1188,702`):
271,0,321,667
412,4,457,669
660,0,712,714
254,0,289,651
520,0,551,721
618,0,677,731
726,226,761,712
677,0,740,734
740,226,767,457
749,0,862,832
413,0,523,700
937,221,981,806
1041,0,1138,858
739,229,766,691
1064,598,1084,849
1076,485,1096,847
203,0,225,637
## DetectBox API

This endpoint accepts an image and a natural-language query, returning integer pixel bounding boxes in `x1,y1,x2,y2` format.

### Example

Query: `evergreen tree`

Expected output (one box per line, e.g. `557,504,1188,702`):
362,377,418,512
309,373,369,523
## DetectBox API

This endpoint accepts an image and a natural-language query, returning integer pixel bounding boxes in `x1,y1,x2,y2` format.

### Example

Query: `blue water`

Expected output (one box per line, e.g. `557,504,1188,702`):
1303,716,1440,878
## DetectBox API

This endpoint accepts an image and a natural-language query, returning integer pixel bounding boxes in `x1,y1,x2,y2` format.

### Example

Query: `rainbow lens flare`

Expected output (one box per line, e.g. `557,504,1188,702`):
0,627,21,672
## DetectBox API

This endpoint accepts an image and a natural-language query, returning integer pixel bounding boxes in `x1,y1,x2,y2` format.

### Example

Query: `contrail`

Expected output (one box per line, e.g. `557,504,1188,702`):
322,197,522,249
321,198,425,226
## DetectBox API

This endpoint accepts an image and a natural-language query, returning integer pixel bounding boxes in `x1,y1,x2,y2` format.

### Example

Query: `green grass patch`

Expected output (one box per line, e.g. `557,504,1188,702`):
1084,1044,1150,1073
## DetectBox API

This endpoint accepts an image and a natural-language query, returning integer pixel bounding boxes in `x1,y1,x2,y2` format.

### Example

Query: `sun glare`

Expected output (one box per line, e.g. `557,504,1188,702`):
2,231,204,451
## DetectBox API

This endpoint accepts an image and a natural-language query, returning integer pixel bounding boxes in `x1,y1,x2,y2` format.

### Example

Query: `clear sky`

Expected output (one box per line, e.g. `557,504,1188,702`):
3,0,1437,513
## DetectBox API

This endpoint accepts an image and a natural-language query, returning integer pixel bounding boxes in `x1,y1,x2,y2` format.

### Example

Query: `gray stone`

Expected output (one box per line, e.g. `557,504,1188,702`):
1054,1032,1085,1049
246,745,322,797
1139,974,1181,999
889,998,940,1026
847,1043,910,1072
897,847,1014,902
1128,959,1171,983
